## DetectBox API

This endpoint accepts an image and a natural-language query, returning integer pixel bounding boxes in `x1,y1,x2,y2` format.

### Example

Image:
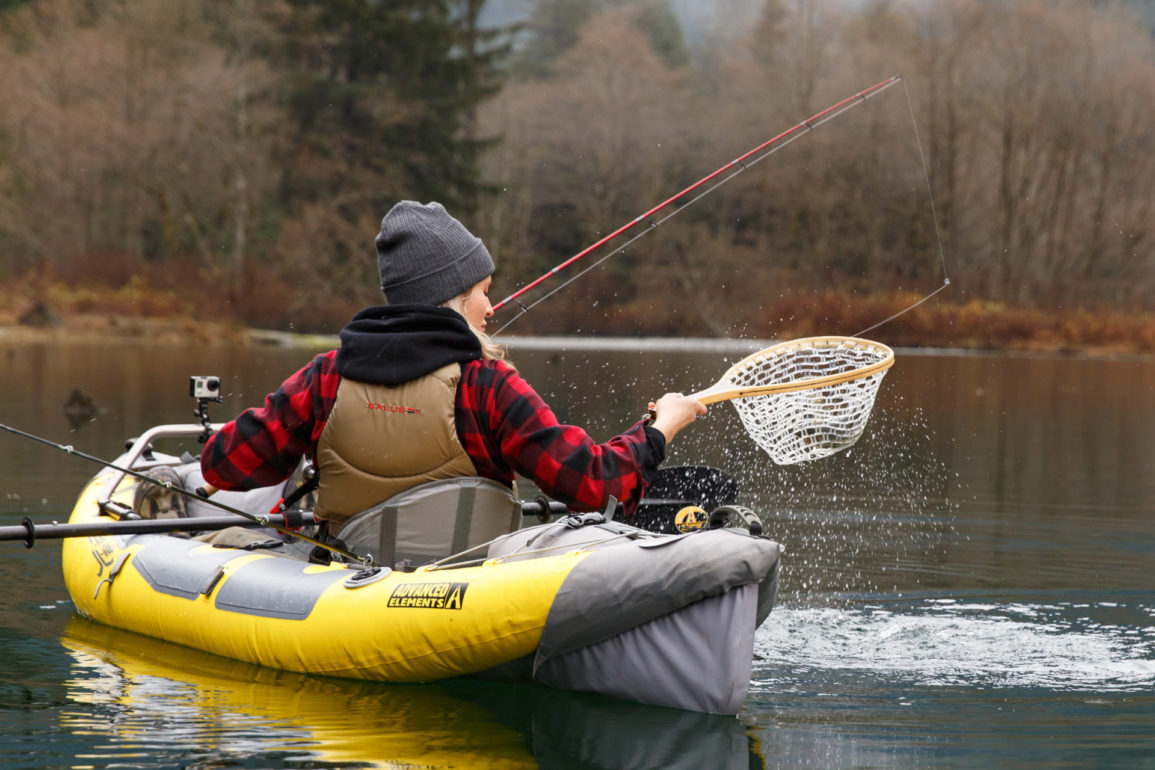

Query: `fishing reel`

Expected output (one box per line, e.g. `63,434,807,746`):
189,375,222,444
673,504,764,536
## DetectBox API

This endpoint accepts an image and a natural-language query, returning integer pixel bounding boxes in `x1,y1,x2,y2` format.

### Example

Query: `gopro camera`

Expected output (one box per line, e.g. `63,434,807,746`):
189,375,222,402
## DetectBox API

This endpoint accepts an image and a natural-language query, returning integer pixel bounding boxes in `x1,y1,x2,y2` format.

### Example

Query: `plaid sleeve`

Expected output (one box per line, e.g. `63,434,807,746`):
201,351,340,490
456,359,666,515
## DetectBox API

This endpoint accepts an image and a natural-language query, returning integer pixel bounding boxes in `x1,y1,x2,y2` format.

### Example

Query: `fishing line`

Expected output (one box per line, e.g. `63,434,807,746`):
493,74,953,338
491,76,905,334
496,122,822,333
854,77,951,337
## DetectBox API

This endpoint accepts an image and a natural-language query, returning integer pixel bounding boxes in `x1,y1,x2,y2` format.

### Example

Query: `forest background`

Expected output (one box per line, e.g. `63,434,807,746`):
1,0,1153,353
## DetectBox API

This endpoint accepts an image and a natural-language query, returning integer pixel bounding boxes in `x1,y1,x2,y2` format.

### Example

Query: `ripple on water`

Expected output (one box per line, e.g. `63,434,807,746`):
752,600,1155,693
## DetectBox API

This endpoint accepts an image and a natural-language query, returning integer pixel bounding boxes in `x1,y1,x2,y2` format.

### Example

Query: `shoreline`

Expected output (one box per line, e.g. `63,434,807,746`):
2,317,1152,361
3,279,1152,358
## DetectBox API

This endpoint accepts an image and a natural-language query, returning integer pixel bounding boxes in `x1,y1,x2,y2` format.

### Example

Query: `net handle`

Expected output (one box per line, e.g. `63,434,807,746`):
688,336,895,405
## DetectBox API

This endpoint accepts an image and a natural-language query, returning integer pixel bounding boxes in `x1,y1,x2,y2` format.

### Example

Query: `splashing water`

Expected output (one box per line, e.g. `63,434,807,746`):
725,404,960,602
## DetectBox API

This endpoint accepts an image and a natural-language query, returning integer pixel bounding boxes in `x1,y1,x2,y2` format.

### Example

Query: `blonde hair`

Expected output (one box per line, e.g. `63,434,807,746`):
442,292,510,364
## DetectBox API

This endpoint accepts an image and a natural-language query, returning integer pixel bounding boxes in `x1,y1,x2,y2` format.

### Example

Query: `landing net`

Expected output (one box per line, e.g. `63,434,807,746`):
726,337,894,464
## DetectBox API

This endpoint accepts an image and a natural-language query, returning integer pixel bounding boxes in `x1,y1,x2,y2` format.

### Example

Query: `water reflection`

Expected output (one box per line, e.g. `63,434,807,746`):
3,339,1154,767
60,388,103,431
61,618,760,769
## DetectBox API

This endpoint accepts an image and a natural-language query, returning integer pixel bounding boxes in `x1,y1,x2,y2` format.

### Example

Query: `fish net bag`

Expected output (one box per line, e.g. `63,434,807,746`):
721,337,894,465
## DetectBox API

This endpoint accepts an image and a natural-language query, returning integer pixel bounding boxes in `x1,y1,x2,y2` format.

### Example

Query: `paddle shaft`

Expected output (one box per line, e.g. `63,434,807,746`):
1,420,720,546
1,513,317,547
0,500,577,547
0,421,374,564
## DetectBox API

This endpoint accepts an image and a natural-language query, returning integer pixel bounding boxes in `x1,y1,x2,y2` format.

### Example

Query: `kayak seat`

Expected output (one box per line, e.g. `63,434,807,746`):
335,477,521,569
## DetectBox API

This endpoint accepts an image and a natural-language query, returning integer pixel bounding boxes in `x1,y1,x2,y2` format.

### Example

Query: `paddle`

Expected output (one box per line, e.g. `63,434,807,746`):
0,467,730,546
0,499,574,548
0,421,373,564
0,421,729,546
0,513,318,547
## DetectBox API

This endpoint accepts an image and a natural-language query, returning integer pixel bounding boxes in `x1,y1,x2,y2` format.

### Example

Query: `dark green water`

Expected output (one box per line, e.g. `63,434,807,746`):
1,337,1152,768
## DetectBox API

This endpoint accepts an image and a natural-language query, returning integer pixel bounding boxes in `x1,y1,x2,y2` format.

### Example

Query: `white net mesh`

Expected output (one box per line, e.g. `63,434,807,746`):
727,338,892,465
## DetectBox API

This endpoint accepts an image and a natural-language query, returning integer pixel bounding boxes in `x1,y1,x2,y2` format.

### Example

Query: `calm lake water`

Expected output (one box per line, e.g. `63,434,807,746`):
0,335,1152,768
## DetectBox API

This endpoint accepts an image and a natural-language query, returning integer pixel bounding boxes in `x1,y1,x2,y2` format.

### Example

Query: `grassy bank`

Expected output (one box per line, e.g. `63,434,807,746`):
742,291,1155,356
2,276,1152,355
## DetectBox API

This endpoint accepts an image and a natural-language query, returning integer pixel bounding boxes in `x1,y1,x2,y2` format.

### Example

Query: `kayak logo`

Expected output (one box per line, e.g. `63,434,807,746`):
91,540,117,575
387,581,468,610
366,401,422,414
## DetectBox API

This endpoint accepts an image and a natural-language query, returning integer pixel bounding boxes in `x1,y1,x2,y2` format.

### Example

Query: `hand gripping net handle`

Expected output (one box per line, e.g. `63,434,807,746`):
691,336,895,465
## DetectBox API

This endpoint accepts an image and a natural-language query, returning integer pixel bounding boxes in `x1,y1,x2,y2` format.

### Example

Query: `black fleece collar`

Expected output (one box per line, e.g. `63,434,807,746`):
336,304,482,386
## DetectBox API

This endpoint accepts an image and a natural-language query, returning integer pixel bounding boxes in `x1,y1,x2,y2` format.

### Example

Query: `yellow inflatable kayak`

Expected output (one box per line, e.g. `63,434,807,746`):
58,423,781,714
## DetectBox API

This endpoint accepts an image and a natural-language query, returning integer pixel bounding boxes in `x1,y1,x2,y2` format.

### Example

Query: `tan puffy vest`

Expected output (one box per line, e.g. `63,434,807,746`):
314,363,478,529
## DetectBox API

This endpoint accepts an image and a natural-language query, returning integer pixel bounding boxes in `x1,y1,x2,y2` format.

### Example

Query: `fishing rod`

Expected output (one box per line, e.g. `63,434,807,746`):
0,504,579,547
0,418,741,544
0,420,603,549
0,421,372,565
0,513,318,548
491,75,907,330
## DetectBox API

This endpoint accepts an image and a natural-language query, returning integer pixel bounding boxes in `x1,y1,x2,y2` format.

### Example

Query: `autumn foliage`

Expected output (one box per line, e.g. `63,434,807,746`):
0,0,1153,351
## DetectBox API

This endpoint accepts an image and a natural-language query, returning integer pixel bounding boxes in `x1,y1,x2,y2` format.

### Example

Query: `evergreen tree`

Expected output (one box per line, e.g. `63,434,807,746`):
276,0,510,216
636,0,687,68
512,0,597,79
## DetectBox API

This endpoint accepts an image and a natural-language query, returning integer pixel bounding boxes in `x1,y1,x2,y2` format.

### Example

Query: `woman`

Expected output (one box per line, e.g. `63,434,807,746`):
200,201,705,533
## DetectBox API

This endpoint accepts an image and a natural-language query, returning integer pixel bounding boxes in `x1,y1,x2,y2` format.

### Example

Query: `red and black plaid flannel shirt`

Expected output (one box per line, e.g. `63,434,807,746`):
201,351,664,515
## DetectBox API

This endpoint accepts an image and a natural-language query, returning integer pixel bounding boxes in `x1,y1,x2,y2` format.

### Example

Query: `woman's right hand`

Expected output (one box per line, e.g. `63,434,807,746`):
647,392,707,443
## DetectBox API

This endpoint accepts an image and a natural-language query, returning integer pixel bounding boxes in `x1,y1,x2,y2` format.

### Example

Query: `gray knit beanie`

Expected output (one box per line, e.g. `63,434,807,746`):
375,201,494,306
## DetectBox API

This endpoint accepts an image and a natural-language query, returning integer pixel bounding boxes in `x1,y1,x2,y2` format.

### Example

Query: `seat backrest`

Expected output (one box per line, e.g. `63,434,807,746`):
336,477,521,567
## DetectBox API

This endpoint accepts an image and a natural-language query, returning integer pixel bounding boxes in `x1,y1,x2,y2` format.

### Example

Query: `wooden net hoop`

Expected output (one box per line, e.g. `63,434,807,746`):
723,336,894,464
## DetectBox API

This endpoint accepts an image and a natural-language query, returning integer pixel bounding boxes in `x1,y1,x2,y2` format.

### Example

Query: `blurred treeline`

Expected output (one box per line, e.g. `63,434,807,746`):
1,0,1153,341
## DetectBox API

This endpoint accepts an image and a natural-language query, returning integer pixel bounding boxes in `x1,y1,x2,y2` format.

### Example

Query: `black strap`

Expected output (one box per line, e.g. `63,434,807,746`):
281,508,304,530
279,471,319,513
450,485,476,555
308,521,349,565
